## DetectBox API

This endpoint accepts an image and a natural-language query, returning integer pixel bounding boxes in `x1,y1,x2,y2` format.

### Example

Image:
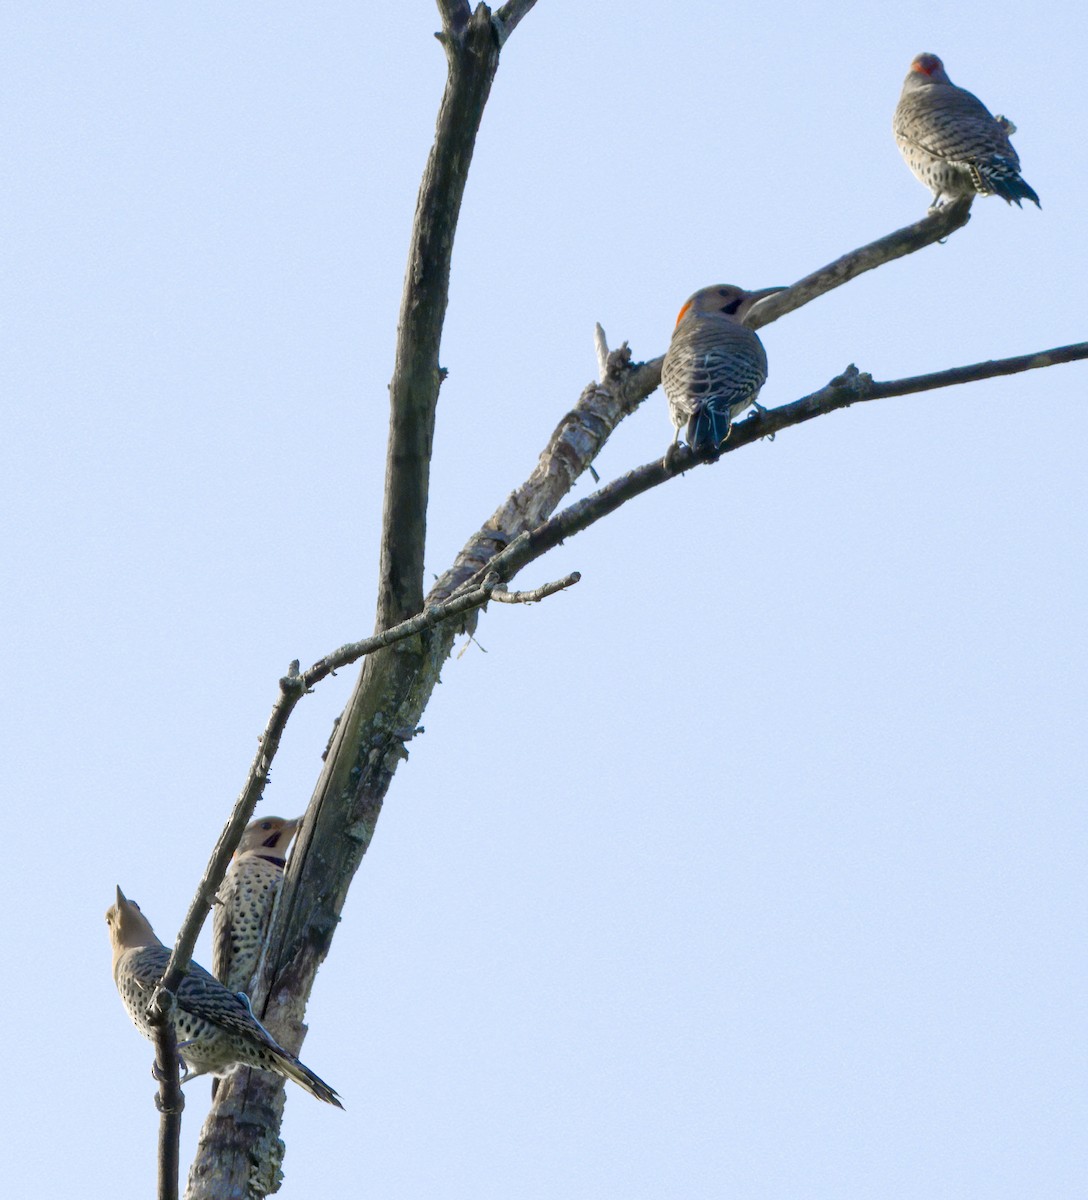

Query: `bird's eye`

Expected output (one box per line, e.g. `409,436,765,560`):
261,821,273,830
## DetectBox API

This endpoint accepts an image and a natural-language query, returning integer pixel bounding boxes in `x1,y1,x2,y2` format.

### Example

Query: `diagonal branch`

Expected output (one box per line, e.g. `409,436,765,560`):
428,344,659,603
494,0,539,45
746,197,973,329
482,340,1088,582
164,335,1088,1029
427,202,976,604
164,572,574,1198
162,570,562,1001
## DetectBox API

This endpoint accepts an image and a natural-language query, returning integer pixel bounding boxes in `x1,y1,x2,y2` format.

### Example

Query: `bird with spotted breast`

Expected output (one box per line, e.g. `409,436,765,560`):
893,52,1039,210
213,815,300,996
106,885,342,1107
662,283,783,465
209,815,301,1100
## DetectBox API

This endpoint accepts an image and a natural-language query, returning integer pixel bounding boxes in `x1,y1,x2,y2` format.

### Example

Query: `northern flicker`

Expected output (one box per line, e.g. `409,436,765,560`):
893,53,1040,209
662,284,782,457
212,815,300,996
106,886,342,1107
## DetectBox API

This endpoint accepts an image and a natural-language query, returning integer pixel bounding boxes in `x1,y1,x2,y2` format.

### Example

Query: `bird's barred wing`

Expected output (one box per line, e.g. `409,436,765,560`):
895,88,1020,167
686,347,768,413
175,960,281,1041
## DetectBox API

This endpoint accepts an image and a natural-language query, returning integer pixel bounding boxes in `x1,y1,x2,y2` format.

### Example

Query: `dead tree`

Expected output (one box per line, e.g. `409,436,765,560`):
118,6,1086,1198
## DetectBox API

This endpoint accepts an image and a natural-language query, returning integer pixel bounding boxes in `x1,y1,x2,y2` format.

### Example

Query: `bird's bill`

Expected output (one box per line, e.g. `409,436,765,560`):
742,286,788,325
748,286,788,303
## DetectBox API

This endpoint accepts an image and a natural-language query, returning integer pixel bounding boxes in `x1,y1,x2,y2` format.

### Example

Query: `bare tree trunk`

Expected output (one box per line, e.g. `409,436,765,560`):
186,4,511,1195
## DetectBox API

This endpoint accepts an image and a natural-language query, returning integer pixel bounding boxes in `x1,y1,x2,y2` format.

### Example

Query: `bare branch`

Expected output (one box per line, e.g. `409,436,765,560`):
494,0,539,46
427,207,977,607
380,5,504,629
489,570,582,603
862,341,1088,398
162,574,518,1011
484,340,1088,581
747,198,973,330
428,346,659,603
159,668,306,997
305,578,499,682
147,989,183,1200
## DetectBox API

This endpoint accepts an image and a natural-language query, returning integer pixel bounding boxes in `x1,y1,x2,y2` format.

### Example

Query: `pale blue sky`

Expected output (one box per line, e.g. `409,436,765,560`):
3,3,1085,1196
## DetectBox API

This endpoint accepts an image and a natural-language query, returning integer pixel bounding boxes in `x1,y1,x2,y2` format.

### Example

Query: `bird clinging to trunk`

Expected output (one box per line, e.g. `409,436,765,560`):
212,815,300,996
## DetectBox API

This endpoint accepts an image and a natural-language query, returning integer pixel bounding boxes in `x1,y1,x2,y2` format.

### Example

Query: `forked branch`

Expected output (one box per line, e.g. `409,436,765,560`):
162,563,579,1007
428,200,977,604
486,341,1088,581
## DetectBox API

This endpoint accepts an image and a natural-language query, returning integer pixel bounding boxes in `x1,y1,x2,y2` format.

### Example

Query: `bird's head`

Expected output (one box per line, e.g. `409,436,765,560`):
907,53,951,84
105,886,162,963
234,815,302,863
674,284,786,328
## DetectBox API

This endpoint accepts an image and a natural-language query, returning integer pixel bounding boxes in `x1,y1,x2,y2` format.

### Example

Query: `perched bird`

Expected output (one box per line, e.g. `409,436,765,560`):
893,53,1040,209
662,284,782,457
213,815,300,996
106,886,342,1107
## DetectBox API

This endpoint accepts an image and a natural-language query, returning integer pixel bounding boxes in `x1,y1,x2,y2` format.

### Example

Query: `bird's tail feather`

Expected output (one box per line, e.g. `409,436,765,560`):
982,159,1040,208
275,1051,344,1108
687,405,732,451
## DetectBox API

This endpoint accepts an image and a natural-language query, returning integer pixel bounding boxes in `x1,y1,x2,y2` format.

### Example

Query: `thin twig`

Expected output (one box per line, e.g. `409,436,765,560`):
158,669,307,997
490,571,582,603
303,580,499,683
863,341,1088,397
